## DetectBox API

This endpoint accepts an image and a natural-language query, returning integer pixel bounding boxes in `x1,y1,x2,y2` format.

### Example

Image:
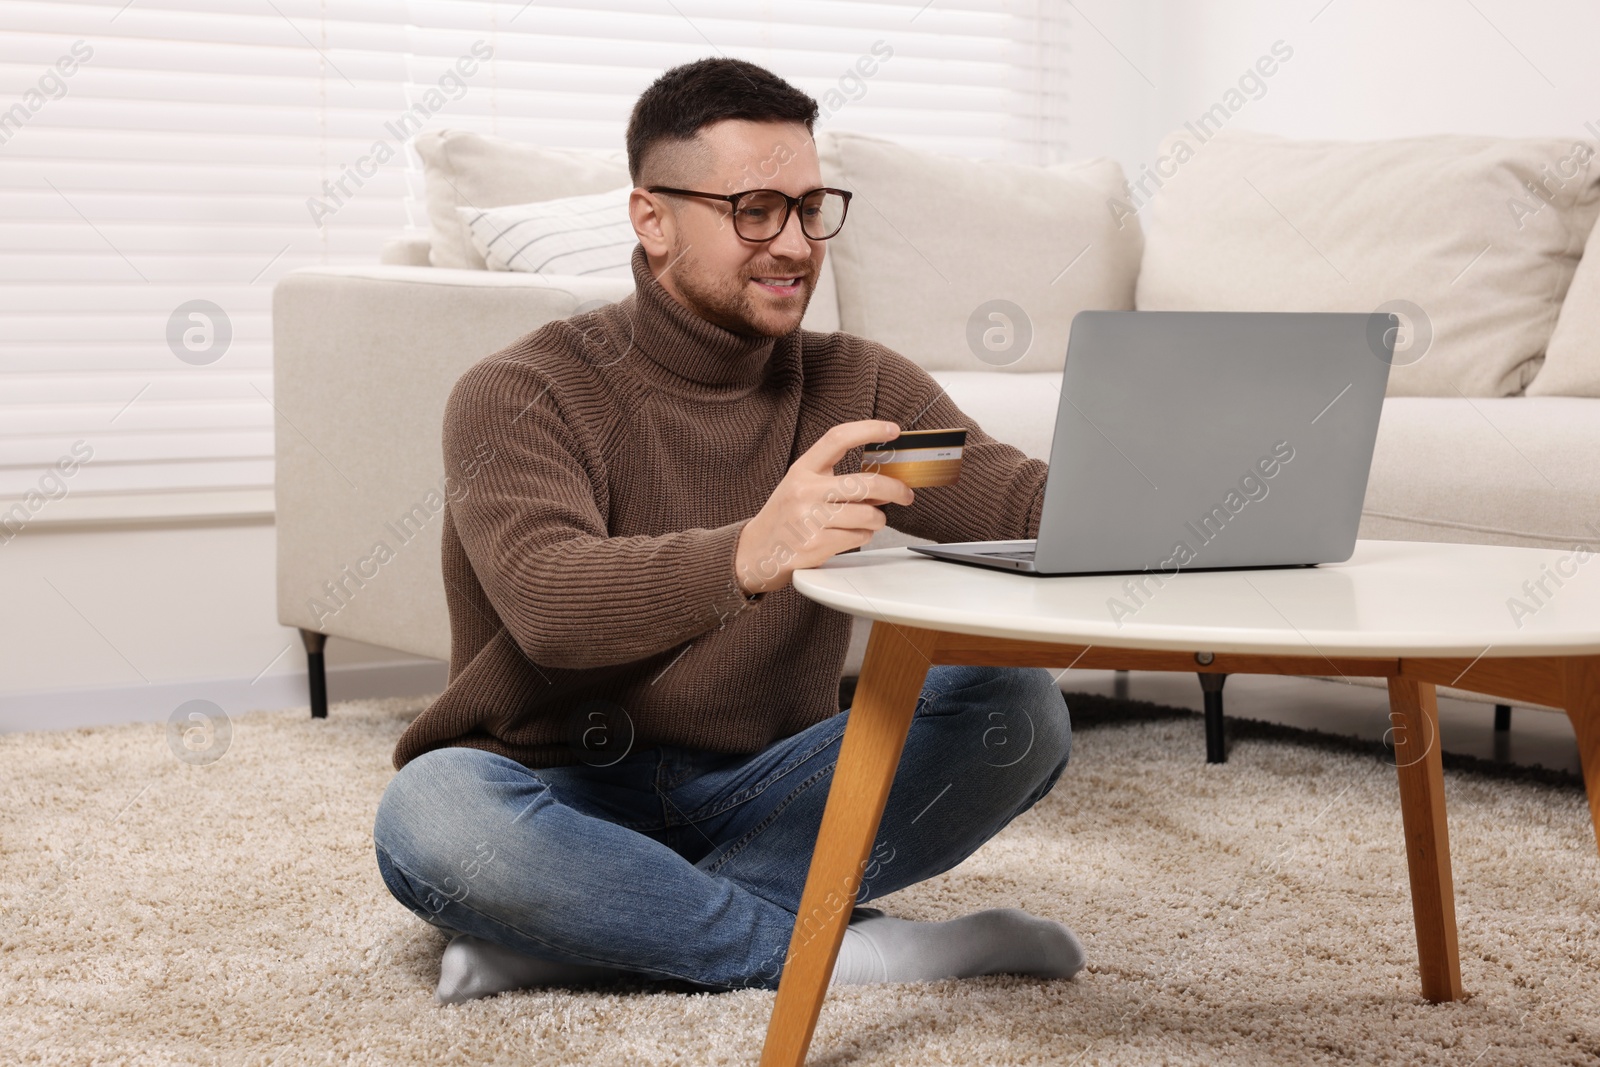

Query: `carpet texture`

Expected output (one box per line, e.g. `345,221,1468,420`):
2,692,1597,1066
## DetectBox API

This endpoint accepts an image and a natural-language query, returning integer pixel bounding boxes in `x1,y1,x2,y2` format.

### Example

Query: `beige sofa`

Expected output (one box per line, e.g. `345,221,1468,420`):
274,127,1600,731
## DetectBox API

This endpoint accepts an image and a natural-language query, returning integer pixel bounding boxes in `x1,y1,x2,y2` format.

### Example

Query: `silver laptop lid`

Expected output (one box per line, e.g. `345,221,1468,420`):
1034,311,1392,575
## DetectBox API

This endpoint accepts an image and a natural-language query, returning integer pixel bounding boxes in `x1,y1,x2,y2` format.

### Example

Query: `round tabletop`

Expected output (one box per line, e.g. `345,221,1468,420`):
791,539,1600,658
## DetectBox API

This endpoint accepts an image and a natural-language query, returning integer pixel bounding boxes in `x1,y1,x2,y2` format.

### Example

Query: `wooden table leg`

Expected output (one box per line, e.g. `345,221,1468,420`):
1560,655,1600,855
758,622,939,1067
1386,677,1464,1002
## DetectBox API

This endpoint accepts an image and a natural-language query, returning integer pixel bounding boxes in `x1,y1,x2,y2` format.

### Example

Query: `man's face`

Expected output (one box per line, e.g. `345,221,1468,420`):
631,119,825,338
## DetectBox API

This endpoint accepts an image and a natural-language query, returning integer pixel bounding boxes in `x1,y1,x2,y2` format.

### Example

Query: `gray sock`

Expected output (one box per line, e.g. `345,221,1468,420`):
830,907,1086,985
434,933,627,1003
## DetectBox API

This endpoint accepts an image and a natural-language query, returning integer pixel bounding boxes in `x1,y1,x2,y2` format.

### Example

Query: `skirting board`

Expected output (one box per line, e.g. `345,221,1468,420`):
0,658,448,735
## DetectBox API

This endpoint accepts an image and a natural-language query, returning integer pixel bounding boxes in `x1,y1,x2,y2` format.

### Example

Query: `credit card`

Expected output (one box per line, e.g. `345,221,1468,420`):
861,427,967,488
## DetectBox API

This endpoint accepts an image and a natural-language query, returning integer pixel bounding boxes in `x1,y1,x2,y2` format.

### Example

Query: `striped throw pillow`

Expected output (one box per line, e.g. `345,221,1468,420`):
457,185,636,277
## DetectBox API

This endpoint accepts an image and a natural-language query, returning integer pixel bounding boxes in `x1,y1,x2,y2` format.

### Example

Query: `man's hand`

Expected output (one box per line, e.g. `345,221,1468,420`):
734,420,914,596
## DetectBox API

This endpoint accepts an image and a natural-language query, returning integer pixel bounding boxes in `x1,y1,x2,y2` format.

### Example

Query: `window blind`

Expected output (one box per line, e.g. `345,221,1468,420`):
0,0,1070,529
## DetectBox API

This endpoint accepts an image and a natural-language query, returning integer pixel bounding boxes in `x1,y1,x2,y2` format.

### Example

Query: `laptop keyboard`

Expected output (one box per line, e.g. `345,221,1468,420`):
979,548,1036,560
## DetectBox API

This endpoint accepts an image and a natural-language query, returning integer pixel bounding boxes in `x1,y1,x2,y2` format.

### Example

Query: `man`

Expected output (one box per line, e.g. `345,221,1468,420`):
373,56,1085,1004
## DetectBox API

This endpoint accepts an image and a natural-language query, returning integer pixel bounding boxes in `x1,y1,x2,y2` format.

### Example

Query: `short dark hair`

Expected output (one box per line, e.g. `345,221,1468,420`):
626,58,819,185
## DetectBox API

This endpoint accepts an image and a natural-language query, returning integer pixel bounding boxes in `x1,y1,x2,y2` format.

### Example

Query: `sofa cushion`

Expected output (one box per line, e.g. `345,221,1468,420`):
378,234,432,267
1529,200,1600,396
458,186,636,278
415,129,630,270
413,127,841,333
816,130,1142,374
1135,130,1600,398
1360,397,1600,547
926,371,1060,462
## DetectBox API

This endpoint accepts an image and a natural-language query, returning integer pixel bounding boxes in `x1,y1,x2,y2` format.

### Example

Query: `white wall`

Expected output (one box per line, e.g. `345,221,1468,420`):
1068,0,1600,173
0,520,444,733
1056,0,1159,172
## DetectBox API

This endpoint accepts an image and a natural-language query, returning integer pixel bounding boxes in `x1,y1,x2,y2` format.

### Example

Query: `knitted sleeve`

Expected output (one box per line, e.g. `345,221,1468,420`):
441,357,759,671
866,344,1048,544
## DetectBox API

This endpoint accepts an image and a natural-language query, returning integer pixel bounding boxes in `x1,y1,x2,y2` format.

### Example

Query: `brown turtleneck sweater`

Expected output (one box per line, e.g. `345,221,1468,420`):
391,243,1048,771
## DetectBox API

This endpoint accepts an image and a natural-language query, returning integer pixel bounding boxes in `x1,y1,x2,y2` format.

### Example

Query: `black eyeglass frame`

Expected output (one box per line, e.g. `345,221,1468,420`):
645,185,853,241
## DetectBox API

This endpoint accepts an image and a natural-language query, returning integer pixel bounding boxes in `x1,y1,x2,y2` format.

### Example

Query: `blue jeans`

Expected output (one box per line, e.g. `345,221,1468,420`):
372,665,1072,992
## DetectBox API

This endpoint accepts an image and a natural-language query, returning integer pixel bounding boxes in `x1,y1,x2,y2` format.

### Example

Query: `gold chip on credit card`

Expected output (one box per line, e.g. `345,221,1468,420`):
861,427,968,488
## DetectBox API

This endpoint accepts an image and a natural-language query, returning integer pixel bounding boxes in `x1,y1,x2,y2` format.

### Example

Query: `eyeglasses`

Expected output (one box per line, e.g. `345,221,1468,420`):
646,186,852,241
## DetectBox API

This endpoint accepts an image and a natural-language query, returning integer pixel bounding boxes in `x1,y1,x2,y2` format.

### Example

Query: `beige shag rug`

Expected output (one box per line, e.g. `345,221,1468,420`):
3,692,1598,1066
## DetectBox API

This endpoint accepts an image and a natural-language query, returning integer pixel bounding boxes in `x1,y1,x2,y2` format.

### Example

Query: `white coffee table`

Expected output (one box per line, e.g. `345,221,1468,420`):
758,539,1600,1067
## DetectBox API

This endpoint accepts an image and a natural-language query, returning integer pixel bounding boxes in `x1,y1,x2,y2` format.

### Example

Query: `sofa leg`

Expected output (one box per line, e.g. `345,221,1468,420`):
1494,703,1512,732
299,629,329,719
1113,669,1129,701
1199,672,1228,764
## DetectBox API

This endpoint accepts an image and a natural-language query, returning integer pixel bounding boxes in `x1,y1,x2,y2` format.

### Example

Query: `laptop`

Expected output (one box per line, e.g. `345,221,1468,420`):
909,310,1394,576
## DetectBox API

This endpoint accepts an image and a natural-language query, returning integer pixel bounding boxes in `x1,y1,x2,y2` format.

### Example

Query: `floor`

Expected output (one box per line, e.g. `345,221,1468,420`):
5,693,1596,1064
